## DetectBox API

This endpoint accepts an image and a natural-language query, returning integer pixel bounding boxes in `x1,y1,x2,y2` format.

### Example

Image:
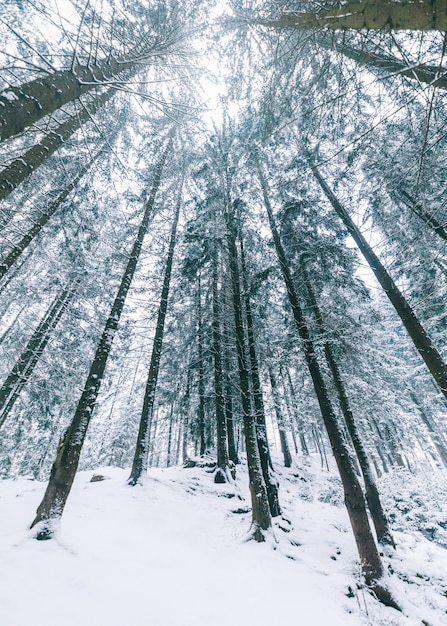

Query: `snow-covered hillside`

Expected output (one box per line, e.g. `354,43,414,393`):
0,457,446,626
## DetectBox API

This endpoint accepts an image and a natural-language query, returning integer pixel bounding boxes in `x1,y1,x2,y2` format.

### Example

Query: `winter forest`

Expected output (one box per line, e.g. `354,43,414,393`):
1,1,447,624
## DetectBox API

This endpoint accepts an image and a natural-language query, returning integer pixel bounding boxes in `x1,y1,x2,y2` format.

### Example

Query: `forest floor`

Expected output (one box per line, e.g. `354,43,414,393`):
0,454,446,626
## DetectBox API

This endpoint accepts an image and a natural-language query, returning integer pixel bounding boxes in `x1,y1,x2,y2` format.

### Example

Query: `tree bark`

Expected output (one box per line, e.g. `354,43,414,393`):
300,258,395,547
0,45,146,143
256,155,398,606
280,367,299,454
239,236,281,516
311,162,447,402
196,274,206,456
0,88,115,203
211,248,230,482
225,203,272,539
221,287,239,465
267,362,293,468
30,135,173,536
257,1,447,32
325,39,447,91
0,149,103,277
182,361,192,463
128,185,182,485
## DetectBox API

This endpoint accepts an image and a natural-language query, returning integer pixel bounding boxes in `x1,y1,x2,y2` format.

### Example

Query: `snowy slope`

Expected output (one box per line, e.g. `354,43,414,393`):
0,457,446,626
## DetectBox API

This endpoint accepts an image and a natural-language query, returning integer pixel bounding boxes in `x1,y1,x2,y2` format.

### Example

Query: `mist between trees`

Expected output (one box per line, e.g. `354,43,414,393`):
1,0,447,611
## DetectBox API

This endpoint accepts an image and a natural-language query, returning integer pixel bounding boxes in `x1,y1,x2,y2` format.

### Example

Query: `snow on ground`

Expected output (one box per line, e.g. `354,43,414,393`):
0,456,446,626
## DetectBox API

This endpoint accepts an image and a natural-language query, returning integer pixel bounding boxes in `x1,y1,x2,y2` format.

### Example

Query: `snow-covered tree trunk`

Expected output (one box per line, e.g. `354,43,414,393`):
239,236,281,516
211,248,230,483
256,154,398,606
0,278,79,428
0,148,103,278
225,203,272,539
128,183,182,485
258,1,447,32
30,135,173,536
0,88,115,203
311,162,447,403
300,257,395,548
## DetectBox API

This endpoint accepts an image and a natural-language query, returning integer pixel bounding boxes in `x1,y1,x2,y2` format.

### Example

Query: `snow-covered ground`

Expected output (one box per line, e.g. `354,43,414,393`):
0,456,446,626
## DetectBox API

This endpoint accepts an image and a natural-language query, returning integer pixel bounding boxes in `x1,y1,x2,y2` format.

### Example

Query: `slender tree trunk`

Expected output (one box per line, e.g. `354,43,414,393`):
397,188,447,241
211,248,230,482
0,148,103,277
257,1,447,31
267,362,293,468
182,362,192,463
30,135,173,536
300,259,395,547
128,186,182,485
311,162,447,403
166,401,175,468
0,279,79,428
239,237,281,516
384,423,406,468
0,88,115,203
221,278,240,465
280,368,299,454
286,369,310,455
196,274,206,456
256,155,398,606
372,419,392,473
409,390,447,468
224,368,239,465
225,203,272,539
149,406,160,467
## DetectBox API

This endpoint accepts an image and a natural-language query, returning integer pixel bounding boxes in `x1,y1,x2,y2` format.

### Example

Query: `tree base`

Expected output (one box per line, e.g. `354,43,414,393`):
251,524,267,543
31,518,57,541
214,468,227,484
369,583,401,611
35,526,53,541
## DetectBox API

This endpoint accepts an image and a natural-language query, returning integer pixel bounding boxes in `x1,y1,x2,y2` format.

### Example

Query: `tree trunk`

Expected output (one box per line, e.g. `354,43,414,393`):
196,274,206,456
30,135,173,536
280,368,299,454
225,203,272,539
257,1,447,32
0,44,150,143
409,390,447,467
0,279,79,428
0,148,104,277
300,258,395,548
211,248,230,483
221,278,240,465
166,401,175,468
128,186,182,485
239,236,281,516
325,39,447,92
0,88,115,203
311,162,447,403
267,362,293,468
182,361,192,463
286,369,310,455
397,188,447,242
224,369,239,465
256,155,398,606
